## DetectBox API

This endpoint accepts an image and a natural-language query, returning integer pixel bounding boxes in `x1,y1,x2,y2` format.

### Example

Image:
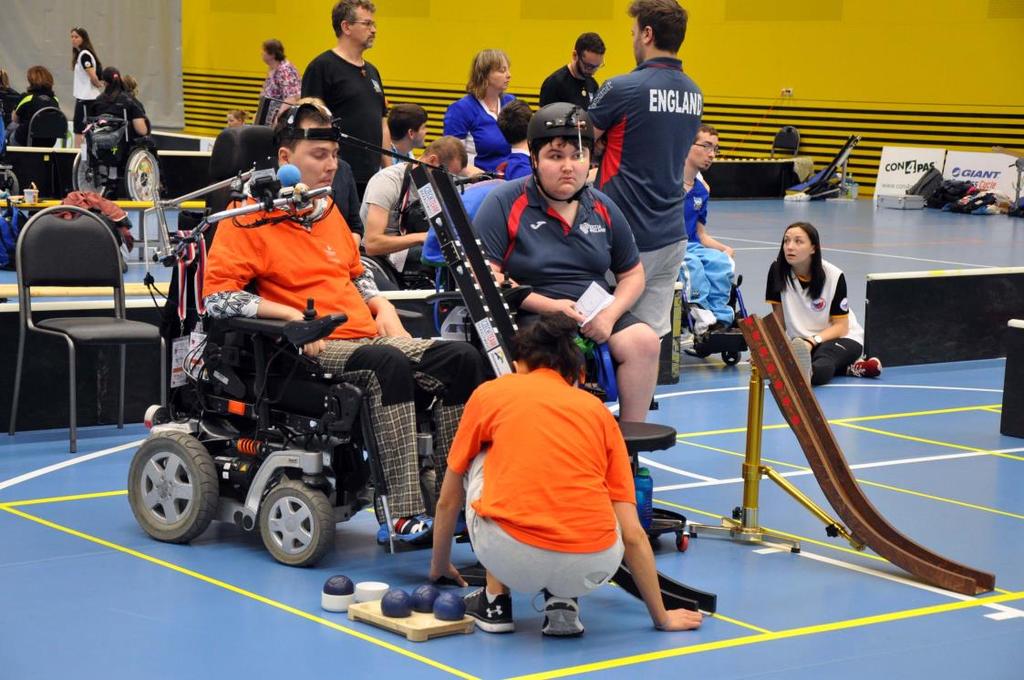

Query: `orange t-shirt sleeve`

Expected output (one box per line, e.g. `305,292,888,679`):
204,218,265,297
602,409,636,504
446,384,492,475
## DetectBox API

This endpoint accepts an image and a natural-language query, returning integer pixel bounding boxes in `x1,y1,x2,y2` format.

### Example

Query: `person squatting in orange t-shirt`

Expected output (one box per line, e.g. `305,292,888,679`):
430,313,702,636
203,99,486,544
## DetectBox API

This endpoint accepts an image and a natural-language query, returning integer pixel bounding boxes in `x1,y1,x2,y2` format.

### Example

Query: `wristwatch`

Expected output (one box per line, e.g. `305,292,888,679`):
812,334,823,345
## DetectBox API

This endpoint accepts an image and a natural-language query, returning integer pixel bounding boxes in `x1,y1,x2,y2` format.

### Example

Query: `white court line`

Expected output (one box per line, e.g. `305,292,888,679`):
654,446,1024,492
757,541,1024,620
718,235,996,269
638,456,719,482
0,439,145,493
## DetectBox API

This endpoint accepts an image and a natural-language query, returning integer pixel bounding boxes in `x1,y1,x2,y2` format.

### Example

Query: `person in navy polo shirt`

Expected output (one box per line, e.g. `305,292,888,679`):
474,103,661,423
587,0,702,339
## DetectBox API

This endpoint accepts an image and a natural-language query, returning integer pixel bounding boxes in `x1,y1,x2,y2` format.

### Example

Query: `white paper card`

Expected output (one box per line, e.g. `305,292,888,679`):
575,282,615,325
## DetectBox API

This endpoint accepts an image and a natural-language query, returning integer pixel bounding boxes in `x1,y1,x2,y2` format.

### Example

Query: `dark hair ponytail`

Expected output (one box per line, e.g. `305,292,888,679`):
511,313,584,384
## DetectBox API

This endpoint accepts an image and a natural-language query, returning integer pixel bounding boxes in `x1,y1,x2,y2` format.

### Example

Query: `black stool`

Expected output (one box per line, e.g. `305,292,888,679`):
619,420,689,552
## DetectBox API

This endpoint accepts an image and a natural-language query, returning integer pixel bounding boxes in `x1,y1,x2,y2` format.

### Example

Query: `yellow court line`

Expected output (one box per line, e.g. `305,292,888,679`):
855,479,1024,520
829,403,1003,424
0,505,478,680
673,436,1024,521
676,439,809,471
505,590,1024,679
711,612,772,634
675,404,1002,439
654,499,888,563
2,490,127,507
834,422,1024,461
981,407,1002,414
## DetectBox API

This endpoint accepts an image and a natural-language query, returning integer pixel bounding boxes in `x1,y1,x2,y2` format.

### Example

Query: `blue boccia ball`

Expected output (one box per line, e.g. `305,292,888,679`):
411,584,441,613
380,588,413,618
323,575,354,596
432,591,466,621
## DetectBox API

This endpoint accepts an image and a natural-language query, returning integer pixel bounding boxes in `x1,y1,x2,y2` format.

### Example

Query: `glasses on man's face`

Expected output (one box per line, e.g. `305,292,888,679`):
349,19,376,28
578,58,603,72
693,142,720,154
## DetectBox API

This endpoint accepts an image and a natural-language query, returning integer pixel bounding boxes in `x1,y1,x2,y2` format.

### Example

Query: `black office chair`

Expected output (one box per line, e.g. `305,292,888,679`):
8,205,166,452
771,125,800,158
26,106,68,147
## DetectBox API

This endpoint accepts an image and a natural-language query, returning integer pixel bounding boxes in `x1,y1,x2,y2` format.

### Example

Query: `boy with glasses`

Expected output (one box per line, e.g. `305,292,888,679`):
680,125,736,331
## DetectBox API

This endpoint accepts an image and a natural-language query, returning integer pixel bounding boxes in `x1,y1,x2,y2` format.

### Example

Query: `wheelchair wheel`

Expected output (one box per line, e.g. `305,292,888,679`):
124,146,161,201
259,479,335,567
722,350,741,366
128,433,219,543
72,152,103,195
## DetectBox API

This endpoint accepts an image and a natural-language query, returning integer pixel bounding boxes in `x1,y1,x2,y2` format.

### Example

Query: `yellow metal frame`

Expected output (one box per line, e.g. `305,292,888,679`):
688,367,864,552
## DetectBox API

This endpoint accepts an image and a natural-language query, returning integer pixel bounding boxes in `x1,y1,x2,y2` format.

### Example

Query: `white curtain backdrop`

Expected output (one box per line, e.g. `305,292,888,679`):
0,0,183,129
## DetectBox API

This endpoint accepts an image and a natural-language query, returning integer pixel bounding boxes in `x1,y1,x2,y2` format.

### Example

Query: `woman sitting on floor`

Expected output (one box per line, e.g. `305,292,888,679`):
766,221,882,385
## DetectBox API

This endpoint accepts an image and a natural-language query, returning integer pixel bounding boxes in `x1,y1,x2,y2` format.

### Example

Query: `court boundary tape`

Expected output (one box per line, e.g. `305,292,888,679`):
0,504,479,680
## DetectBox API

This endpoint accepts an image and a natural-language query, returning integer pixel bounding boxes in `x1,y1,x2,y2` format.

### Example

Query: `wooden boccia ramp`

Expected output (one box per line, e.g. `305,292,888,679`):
348,601,475,642
741,312,996,596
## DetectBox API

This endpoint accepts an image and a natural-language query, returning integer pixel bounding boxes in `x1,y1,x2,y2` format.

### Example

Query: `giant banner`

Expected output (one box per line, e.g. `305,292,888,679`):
943,150,1019,196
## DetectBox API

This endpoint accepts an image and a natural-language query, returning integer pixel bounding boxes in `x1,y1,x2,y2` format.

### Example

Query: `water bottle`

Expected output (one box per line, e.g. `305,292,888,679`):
843,173,859,199
635,467,654,530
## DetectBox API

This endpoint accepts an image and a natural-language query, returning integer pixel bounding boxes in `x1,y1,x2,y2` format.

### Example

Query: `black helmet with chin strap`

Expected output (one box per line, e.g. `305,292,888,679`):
527,103,595,156
526,103,594,203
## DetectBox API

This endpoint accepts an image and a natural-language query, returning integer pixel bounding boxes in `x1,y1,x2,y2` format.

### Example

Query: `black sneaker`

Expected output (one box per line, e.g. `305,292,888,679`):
463,588,515,633
541,589,584,637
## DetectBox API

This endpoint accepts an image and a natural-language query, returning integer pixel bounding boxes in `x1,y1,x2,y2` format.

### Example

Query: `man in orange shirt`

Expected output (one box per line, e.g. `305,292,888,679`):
204,100,486,543
430,314,702,636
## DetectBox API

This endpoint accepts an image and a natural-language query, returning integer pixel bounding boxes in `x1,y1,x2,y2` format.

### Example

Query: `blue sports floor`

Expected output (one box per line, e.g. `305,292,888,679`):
2,200,1022,679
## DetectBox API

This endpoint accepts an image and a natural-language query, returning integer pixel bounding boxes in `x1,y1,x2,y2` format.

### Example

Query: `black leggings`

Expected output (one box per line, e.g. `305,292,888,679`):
345,340,485,407
810,338,862,386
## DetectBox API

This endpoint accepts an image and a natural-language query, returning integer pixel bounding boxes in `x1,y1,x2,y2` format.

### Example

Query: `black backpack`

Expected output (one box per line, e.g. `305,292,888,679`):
926,179,974,209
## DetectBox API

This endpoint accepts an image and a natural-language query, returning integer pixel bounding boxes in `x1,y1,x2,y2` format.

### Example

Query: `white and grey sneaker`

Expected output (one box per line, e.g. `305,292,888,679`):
541,589,584,637
464,588,515,633
790,337,813,384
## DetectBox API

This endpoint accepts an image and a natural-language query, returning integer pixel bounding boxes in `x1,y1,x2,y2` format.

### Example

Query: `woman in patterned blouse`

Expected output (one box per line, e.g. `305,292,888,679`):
260,38,301,126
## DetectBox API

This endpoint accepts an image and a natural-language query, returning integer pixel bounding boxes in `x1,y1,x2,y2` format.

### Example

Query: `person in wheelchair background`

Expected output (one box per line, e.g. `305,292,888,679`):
203,99,486,545
473,102,661,423
74,66,160,200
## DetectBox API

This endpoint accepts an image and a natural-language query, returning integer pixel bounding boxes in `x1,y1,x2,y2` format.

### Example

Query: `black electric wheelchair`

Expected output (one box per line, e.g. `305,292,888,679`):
73,112,161,201
127,125,437,567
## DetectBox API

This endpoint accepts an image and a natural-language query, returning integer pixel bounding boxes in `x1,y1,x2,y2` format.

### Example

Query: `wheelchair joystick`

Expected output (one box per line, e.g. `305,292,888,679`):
304,298,317,321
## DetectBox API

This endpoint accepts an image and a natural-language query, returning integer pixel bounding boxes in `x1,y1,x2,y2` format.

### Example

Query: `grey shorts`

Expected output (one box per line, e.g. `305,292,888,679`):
632,240,687,337
465,452,624,598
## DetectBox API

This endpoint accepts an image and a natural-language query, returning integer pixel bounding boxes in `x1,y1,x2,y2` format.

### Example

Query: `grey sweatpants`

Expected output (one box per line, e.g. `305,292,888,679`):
465,453,624,598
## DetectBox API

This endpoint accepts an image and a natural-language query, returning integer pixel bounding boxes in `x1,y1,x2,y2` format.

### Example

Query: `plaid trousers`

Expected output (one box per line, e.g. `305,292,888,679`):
318,337,475,521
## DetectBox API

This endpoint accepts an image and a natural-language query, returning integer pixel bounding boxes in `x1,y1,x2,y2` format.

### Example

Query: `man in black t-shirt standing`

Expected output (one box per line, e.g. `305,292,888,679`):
538,32,605,109
302,0,392,198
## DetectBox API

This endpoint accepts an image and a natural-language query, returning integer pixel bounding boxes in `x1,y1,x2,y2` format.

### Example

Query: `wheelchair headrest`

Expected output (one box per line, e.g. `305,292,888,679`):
209,125,277,182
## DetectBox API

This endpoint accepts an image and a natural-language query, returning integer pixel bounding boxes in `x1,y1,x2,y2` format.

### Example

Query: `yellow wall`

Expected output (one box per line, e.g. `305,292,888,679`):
183,0,1024,107
181,1,1024,193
